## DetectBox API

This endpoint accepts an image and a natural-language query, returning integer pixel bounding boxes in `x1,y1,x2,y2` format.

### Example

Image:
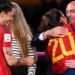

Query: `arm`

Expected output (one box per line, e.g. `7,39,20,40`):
3,47,18,66
31,26,68,47
3,31,18,66
31,33,46,47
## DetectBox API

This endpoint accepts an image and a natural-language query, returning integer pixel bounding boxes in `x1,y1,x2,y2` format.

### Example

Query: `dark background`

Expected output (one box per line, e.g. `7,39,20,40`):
12,0,72,34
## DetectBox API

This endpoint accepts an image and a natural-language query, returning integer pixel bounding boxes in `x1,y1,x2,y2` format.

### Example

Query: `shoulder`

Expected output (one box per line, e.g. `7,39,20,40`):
0,26,5,40
27,34,32,41
0,25,11,33
0,26,4,34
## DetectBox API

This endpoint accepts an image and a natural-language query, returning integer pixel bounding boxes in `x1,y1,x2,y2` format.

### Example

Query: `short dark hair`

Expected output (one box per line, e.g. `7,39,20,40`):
0,0,14,12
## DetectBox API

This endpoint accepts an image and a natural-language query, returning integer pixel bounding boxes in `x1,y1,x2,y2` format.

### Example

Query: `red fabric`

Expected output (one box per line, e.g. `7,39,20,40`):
0,26,12,75
47,23,75,74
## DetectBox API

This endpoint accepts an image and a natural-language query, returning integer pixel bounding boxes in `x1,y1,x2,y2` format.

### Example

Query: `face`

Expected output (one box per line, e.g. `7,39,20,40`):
66,3,75,23
0,8,15,25
5,8,15,23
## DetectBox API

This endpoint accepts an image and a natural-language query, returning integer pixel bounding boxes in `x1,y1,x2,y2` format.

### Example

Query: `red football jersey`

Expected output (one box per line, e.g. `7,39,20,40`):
0,26,12,75
47,23,75,74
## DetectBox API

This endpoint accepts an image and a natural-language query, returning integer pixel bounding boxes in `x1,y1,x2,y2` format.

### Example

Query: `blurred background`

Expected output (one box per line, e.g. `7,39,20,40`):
11,0,72,34
11,0,74,75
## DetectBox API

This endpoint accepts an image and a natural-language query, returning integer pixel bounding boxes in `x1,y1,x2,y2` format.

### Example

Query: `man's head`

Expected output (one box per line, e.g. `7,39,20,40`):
66,1,75,23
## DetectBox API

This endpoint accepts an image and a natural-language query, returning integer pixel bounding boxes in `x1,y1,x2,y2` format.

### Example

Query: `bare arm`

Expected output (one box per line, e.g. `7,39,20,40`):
3,47,18,66
3,46,35,66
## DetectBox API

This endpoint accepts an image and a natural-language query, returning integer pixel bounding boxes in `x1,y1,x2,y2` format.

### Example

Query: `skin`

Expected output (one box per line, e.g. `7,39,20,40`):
66,2,75,23
43,26,68,39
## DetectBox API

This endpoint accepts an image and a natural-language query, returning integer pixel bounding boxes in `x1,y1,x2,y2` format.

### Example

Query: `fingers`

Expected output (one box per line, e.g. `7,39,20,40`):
20,57,35,66
53,27,68,37
44,26,68,39
60,16,67,24
65,60,75,68
57,27,68,33
56,34,66,37
58,28,68,35
25,57,35,66
27,59,35,66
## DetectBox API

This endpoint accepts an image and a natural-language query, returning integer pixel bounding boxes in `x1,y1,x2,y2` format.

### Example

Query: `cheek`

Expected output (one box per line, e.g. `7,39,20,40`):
66,12,70,18
70,13,75,19
7,16,13,21
67,13,75,18
72,13,75,16
4,15,13,22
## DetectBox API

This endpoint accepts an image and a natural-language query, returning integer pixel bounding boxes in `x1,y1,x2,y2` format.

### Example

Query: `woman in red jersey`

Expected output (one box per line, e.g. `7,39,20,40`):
0,0,36,75
0,1,17,75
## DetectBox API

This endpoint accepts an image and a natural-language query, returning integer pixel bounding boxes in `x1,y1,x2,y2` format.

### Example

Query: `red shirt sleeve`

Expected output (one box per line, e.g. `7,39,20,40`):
3,33,11,47
0,26,12,47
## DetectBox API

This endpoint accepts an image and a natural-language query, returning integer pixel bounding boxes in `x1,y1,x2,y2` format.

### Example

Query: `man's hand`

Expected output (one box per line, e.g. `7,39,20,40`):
44,26,68,39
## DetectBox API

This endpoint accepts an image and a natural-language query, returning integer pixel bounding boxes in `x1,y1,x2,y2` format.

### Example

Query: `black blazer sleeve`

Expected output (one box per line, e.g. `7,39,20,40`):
31,33,47,51
31,33,45,47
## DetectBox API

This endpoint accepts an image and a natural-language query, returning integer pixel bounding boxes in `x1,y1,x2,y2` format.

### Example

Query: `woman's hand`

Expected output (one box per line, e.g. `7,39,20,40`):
65,60,75,68
60,16,68,24
20,56,36,66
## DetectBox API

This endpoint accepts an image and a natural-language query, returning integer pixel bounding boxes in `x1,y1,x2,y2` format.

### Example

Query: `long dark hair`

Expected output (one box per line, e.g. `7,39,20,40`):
38,9,65,32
